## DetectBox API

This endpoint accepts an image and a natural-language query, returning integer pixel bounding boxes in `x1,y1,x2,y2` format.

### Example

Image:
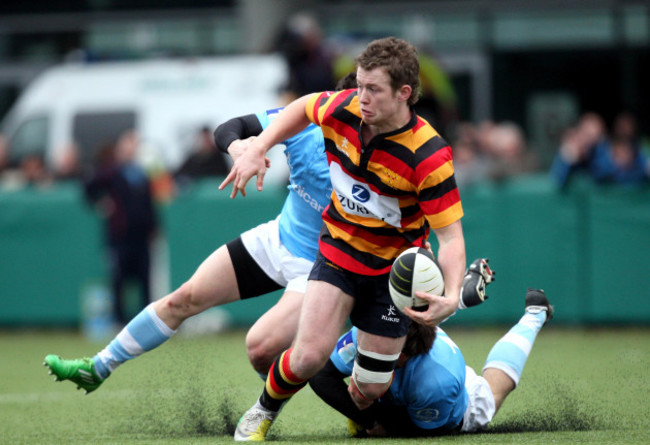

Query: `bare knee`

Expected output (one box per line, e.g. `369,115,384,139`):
246,333,278,375
290,347,330,379
162,281,203,321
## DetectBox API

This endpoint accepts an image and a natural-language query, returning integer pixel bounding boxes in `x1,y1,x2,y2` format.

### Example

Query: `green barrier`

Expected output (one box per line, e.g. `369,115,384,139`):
0,183,104,326
1,176,648,327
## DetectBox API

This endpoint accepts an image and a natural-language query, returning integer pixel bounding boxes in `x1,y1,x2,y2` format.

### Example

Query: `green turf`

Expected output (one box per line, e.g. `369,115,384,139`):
1,326,649,444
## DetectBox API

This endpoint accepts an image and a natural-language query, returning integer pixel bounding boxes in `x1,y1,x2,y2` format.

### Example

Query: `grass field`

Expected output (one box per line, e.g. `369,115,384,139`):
1,325,649,444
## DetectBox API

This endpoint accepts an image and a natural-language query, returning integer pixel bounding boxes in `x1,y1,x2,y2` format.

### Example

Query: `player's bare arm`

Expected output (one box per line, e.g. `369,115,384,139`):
404,220,466,326
219,94,315,198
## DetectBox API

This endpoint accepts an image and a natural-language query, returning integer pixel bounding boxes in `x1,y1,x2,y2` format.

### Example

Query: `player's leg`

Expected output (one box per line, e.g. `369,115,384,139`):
264,280,353,407
245,286,303,377
348,330,405,409
235,279,354,441
244,221,314,376
481,288,554,412
346,271,410,410
156,244,241,328
45,218,294,393
44,243,242,393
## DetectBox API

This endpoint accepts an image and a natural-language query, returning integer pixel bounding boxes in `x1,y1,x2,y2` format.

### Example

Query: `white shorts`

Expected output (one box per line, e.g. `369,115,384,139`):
240,216,313,293
460,366,496,433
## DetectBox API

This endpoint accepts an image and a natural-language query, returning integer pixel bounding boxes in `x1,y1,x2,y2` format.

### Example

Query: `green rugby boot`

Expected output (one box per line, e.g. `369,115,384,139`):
43,355,104,394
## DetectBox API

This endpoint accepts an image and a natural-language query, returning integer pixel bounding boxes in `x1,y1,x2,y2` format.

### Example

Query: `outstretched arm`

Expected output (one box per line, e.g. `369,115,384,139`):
219,94,314,198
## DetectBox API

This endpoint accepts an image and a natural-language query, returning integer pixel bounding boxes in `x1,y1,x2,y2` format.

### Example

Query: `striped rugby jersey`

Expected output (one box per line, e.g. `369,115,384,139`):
305,89,463,276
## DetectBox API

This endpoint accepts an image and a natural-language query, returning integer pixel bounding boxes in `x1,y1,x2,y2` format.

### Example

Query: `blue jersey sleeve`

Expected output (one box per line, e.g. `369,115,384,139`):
255,108,282,131
329,327,358,375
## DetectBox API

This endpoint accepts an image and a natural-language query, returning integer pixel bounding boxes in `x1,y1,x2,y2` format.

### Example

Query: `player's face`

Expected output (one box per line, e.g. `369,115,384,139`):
356,67,403,129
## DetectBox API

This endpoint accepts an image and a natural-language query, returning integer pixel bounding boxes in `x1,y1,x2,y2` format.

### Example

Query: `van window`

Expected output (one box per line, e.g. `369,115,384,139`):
8,115,49,164
73,111,136,167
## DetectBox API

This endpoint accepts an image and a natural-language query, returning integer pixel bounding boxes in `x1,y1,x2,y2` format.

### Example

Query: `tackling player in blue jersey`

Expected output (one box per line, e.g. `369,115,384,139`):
42,76,355,392
310,288,554,437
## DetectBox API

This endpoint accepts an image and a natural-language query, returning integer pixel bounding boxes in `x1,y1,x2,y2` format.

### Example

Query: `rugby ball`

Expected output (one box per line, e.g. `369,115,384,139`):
388,247,445,312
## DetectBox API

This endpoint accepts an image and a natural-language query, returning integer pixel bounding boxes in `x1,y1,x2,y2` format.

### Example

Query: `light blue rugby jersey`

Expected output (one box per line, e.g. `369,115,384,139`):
330,326,468,431
256,108,331,261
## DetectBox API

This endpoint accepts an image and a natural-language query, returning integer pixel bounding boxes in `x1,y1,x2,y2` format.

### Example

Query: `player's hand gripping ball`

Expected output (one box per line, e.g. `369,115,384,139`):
389,247,445,313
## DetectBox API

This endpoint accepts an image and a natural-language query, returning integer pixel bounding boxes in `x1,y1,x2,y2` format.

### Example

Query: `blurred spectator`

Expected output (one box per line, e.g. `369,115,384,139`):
452,120,539,187
612,110,650,156
485,121,539,182
612,111,638,143
450,122,490,187
174,125,230,188
84,129,159,326
550,112,649,188
20,153,52,188
591,136,649,186
275,12,335,99
53,142,82,181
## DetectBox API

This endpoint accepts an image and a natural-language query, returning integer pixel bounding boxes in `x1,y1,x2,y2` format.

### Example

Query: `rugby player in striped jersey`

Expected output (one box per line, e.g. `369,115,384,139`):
222,37,469,441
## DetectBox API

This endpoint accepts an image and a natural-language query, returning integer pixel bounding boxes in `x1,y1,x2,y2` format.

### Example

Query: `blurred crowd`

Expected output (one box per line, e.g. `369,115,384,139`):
448,119,540,188
549,111,650,189
1,111,648,197
0,124,230,199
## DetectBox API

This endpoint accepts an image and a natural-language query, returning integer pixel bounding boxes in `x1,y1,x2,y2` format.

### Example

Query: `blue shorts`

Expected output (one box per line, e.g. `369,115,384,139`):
308,252,411,338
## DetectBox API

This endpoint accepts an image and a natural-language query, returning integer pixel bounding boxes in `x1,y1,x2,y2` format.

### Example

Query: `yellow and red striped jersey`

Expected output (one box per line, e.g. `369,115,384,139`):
306,89,463,275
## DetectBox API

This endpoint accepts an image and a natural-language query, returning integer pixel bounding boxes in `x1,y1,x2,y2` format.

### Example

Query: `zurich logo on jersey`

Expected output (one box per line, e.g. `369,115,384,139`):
351,184,370,203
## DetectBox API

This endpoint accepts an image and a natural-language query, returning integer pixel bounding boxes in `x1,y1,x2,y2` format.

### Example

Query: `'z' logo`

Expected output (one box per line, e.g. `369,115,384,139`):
351,185,370,203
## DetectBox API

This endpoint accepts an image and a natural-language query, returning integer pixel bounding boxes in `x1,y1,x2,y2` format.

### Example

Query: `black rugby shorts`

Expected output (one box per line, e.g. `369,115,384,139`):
308,252,411,338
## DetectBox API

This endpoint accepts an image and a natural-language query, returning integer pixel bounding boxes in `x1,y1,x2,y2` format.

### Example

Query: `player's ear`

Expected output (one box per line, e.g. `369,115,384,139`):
397,85,412,103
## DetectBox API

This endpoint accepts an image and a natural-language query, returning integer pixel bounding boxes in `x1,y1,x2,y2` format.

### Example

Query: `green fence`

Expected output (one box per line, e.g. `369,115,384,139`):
1,176,648,328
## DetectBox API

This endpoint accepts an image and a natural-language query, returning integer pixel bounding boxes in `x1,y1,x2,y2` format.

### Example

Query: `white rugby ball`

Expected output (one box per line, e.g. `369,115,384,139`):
388,247,445,313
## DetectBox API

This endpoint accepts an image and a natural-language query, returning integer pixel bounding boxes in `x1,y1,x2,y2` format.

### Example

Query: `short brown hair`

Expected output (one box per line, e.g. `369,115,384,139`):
354,36,421,106
402,322,436,358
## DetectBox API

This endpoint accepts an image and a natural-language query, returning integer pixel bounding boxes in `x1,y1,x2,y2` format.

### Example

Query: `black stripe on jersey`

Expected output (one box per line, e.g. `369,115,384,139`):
415,135,450,163
398,202,422,220
326,206,402,238
369,134,448,171
321,234,393,270
419,175,459,201
333,105,362,130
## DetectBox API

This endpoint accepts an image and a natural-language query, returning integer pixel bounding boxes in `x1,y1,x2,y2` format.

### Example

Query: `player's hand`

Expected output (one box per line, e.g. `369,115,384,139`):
403,291,456,327
219,142,268,198
227,137,272,167
226,137,253,162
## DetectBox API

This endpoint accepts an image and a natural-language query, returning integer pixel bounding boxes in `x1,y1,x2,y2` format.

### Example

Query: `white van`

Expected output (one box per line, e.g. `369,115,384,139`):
1,55,288,173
